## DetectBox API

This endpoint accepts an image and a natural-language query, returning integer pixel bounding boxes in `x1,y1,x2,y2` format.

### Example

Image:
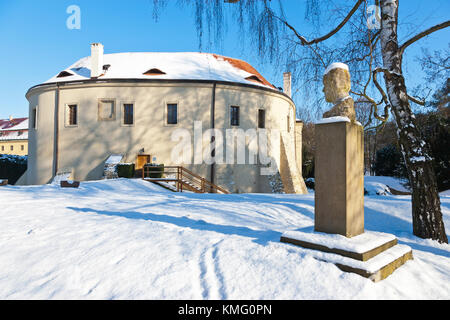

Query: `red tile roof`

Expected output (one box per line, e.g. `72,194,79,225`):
211,54,275,89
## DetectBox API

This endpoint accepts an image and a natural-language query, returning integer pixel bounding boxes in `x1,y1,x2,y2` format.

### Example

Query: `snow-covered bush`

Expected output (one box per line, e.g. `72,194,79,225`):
117,163,135,178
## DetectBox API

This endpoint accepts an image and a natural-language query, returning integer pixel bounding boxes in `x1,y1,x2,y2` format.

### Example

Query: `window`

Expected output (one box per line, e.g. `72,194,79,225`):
258,109,265,129
10,145,13,151
1,146,4,151
245,75,263,84
32,107,37,129
287,115,290,132
167,103,178,125
98,99,116,121
21,145,24,151
230,106,240,126
143,68,166,76
67,104,77,126
57,71,73,78
123,103,134,125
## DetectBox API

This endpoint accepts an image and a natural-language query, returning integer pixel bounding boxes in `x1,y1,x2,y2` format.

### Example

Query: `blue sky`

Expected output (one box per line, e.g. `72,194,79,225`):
0,0,448,119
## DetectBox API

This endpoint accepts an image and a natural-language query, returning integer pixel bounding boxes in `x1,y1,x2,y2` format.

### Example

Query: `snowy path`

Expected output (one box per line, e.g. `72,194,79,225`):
0,178,449,299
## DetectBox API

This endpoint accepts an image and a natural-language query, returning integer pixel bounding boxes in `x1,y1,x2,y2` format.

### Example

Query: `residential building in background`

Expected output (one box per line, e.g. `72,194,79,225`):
0,117,28,156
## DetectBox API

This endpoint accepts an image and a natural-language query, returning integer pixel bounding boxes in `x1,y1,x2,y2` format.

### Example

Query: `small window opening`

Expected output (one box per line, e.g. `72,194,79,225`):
231,106,240,126
57,71,73,78
258,109,266,129
68,104,77,126
32,108,37,129
123,104,134,125
144,68,166,76
167,104,178,125
245,75,263,84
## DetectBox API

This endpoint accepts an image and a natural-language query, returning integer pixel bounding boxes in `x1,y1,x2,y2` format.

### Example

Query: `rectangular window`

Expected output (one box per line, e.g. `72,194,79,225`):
98,99,116,121
167,103,178,125
258,109,266,129
123,104,134,125
287,115,290,132
68,104,77,126
21,145,24,151
32,107,37,129
230,106,240,126
1,146,4,151
10,145,13,151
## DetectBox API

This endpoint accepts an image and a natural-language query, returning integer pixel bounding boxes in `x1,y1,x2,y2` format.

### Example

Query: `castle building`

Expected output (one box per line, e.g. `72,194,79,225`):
21,43,306,193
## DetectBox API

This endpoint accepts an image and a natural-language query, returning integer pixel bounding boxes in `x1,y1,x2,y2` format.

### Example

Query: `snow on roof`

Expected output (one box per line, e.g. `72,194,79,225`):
0,118,28,131
324,62,349,76
44,52,276,89
0,118,28,141
0,130,28,141
105,154,124,164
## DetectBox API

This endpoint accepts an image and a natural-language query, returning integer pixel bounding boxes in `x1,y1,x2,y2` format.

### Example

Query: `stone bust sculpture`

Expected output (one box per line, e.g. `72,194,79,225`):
322,63,356,122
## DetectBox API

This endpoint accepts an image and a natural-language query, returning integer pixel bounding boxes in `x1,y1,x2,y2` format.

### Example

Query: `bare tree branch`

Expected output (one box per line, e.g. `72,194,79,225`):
399,20,450,55
370,67,392,122
373,68,390,104
407,94,426,106
271,0,364,45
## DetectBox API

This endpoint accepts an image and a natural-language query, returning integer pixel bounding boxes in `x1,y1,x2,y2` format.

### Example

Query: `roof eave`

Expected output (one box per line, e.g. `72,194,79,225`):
26,78,294,104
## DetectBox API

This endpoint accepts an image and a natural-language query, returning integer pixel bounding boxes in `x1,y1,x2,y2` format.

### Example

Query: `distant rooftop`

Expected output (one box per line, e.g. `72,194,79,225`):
0,117,28,130
0,118,28,141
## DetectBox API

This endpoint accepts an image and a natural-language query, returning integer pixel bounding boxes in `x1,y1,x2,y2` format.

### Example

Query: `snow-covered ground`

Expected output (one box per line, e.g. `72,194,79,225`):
364,175,410,195
0,177,449,299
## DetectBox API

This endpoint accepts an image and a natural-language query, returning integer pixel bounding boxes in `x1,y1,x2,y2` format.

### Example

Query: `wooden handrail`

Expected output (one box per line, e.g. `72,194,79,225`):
142,165,230,194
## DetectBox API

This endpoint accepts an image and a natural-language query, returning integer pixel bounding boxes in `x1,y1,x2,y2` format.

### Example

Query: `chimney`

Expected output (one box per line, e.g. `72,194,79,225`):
283,72,292,98
9,115,13,121
90,43,104,78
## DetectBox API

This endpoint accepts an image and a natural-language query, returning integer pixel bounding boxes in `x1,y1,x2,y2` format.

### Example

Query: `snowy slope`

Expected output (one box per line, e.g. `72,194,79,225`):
0,178,449,299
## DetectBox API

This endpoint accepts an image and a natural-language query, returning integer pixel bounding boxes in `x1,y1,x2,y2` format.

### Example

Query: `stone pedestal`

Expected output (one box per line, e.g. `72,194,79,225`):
314,121,364,237
279,64,412,281
280,228,413,282
279,119,413,282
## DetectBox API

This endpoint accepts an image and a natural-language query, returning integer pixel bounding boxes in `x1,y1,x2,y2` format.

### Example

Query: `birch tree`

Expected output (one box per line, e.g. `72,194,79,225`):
152,0,449,243
376,0,448,242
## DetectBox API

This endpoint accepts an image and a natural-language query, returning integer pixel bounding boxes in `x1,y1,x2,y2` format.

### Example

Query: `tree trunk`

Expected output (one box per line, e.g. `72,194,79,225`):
379,0,447,243
373,128,379,176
